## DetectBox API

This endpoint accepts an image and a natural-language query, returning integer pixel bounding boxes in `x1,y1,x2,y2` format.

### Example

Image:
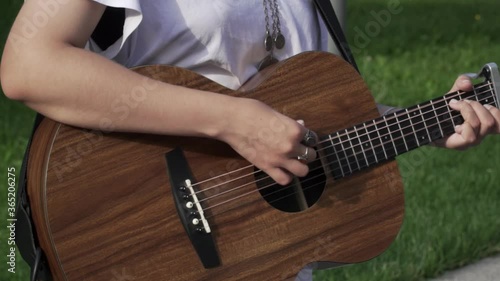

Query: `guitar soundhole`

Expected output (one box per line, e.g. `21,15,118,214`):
255,160,326,212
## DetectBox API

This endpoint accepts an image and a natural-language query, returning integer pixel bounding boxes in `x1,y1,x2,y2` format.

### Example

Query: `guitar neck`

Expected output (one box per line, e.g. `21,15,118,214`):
322,81,499,180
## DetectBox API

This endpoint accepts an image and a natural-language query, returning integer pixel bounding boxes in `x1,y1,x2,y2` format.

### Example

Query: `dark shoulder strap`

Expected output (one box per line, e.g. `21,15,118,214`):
16,114,52,281
313,0,360,73
91,7,126,50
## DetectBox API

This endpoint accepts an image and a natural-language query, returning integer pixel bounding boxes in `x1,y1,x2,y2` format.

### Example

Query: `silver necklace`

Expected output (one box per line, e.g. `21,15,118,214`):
258,0,285,70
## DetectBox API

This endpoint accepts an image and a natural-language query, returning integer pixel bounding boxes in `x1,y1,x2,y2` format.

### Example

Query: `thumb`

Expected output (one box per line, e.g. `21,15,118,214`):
449,75,473,93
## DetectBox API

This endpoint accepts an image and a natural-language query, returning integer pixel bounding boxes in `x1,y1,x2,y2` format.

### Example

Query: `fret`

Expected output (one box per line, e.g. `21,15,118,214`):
435,95,457,136
413,102,441,144
357,124,376,166
386,114,408,155
363,123,379,165
398,111,418,151
417,104,432,143
406,106,430,146
473,86,480,102
405,108,422,147
458,89,475,101
371,119,389,161
345,129,363,170
443,94,458,128
353,126,370,168
448,102,456,128
382,116,399,157
489,82,499,107
337,131,353,175
327,135,344,178
429,99,444,141
477,82,496,107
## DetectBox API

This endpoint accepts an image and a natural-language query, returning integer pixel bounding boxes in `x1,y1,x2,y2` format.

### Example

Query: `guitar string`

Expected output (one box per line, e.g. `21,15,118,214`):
319,82,491,147
206,152,398,220
203,105,493,220
189,86,495,199
205,119,465,220
205,165,358,220
189,83,493,193
324,99,482,168
193,96,496,211
200,97,485,205
193,87,496,208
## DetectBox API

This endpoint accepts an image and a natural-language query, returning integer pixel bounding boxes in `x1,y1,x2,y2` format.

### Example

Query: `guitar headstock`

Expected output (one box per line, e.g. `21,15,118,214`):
466,63,500,108
484,63,500,108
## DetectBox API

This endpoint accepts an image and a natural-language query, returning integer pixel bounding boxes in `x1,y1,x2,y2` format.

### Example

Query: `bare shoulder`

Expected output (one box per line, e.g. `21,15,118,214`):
6,0,106,48
1,0,107,99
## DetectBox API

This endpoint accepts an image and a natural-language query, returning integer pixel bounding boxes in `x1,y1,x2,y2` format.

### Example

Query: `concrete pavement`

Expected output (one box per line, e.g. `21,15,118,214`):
430,254,500,281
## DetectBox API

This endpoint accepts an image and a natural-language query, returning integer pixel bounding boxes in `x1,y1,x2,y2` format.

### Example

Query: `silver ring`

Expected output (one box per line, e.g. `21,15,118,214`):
297,147,309,161
303,129,316,146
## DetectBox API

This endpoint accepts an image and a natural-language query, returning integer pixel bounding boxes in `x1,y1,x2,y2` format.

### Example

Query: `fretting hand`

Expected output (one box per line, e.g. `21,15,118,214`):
434,75,500,149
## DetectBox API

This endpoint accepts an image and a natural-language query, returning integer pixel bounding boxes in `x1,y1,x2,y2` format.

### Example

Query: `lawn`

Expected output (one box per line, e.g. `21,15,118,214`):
0,0,499,281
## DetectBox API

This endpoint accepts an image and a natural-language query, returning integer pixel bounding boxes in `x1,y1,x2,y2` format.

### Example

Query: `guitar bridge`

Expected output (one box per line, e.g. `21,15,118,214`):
183,179,211,234
165,148,221,268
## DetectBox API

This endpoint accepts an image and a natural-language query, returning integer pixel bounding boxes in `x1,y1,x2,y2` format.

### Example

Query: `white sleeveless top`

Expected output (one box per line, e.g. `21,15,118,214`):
88,0,328,90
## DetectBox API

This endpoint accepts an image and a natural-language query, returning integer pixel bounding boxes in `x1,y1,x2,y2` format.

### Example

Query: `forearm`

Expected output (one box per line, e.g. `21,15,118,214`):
2,43,233,138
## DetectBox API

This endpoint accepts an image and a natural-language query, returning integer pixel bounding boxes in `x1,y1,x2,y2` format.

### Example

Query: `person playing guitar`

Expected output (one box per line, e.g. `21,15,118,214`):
1,1,499,281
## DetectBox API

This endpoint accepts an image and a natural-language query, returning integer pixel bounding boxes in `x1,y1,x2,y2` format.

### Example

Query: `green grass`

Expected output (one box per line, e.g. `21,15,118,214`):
1,0,499,281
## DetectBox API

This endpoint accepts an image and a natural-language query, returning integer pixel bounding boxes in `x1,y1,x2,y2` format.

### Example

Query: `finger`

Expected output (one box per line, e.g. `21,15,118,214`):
266,167,293,186
444,123,477,150
449,99,480,136
484,104,500,133
297,127,318,147
457,122,478,146
295,120,319,146
289,144,317,162
282,159,309,178
289,121,309,143
449,75,473,93
466,100,496,137
303,129,319,146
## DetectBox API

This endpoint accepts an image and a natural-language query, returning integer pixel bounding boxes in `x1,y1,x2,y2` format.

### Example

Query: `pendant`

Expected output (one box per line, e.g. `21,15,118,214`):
264,31,273,52
258,54,279,71
274,32,285,49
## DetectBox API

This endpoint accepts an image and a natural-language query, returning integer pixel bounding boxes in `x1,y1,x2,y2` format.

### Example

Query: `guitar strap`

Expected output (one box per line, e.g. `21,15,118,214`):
313,0,360,73
15,114,52,281
15,3,359,280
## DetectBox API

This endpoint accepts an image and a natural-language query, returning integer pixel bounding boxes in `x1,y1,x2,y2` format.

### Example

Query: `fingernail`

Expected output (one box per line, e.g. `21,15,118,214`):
455,125,462,131
461,79,470,85
484,104,493,109
449,99,458,104
464,99,472,104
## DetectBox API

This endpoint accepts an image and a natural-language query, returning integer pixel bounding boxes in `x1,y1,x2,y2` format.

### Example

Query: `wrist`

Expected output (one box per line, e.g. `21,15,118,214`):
200,94,239,140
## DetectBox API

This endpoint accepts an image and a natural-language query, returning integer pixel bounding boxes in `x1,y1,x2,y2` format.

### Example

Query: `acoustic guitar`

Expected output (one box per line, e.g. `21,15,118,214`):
27,52,500,280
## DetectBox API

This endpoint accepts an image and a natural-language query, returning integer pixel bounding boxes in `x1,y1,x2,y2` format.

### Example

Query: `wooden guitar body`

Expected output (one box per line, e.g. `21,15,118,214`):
27,52,404,281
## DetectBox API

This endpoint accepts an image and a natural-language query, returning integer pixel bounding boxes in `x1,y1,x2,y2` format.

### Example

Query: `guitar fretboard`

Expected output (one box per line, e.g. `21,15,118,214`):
321,81,498,180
